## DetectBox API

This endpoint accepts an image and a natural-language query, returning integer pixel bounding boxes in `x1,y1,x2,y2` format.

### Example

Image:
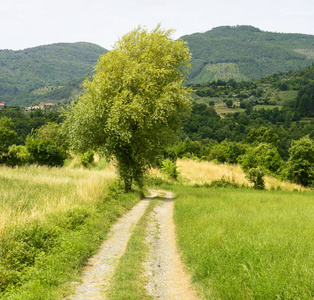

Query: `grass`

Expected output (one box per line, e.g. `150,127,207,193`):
0,164,142,299
171,185,314,299
107,198,158,299
0,164,116,234
149,159,305,191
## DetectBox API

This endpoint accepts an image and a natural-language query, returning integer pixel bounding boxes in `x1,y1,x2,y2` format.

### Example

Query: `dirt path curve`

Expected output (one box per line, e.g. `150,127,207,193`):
145,190,198,300
68,191,158,300
68,189,197,300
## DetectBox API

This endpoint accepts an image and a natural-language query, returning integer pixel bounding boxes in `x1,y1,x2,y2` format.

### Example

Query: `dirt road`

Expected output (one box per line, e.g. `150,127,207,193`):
68,190,197,299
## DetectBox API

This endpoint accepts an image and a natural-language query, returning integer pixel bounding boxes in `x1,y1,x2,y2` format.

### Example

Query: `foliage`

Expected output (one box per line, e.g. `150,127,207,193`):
35,122,69,151
182,25,314,84
25,137,67,167
239,143,284,176
6,145,30,166
245,167,265,189
80,150,95,168
0,107,64,145
0,43,105,106
161,159,180,180
286,136,314,186
0,117,18,155
65,26,191,192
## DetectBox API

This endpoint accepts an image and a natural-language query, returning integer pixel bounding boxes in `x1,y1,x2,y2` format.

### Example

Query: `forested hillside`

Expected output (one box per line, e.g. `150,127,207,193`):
2,26,314,106
182,25,314,83
0,42,105,106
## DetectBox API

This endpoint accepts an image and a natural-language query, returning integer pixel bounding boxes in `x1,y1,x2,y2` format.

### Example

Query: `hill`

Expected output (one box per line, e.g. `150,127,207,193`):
182,25,314,84
0,42,106,106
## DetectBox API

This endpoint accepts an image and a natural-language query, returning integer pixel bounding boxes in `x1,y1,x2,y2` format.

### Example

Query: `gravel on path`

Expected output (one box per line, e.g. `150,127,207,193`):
145,190,198,300
67,191,158,300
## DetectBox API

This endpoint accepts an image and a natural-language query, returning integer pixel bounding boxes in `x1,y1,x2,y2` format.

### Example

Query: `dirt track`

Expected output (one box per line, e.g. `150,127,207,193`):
68,190,197,299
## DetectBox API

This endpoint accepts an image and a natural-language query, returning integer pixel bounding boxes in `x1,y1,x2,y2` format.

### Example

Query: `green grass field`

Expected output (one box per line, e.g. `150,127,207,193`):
171,186,314,299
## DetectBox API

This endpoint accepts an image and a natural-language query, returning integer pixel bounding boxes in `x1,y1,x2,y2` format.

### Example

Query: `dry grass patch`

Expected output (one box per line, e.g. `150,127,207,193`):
150,159,305,191
0,164,117,235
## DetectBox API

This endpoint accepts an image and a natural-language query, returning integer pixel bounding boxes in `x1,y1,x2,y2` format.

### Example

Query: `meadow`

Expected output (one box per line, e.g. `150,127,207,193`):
0,163,142,299
171,185,314,299
0,157,312,299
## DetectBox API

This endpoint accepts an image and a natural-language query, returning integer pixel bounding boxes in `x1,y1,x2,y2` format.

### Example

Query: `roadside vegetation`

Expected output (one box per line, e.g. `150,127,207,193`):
0,163,142,299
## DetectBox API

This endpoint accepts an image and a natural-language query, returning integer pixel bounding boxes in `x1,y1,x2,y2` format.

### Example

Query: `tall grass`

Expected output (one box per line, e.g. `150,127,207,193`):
175,159,305,191
0,164,142,299
0,164,116,234
172,186,314,299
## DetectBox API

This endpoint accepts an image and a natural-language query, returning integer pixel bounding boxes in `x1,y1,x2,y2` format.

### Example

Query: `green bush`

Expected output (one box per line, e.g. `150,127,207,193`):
80,150,95,167
25,138,67,167
6,145,30,166
286,136,314,187
161,159,180,180
245,167,265,190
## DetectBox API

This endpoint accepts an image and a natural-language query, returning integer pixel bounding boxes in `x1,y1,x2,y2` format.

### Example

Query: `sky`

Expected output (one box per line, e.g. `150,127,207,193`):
1,0,314,51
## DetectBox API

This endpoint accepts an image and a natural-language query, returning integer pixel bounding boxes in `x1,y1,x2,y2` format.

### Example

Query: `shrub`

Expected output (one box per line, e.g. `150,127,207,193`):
245,167,265,190
80,150,95,167
286,136,314,187
25,138,67,167
6,145,30,166
161,159,180,180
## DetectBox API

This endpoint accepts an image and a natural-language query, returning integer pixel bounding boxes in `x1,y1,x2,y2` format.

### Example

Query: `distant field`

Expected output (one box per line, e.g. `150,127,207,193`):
172,186,314,299
278,90,298,103
174,159,305,191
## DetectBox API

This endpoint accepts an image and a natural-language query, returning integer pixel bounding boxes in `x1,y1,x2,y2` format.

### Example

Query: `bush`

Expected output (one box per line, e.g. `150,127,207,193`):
6,145,30,166
245,167,265,190
161,159,180,180
286,136,314,186
80,150,94,167
25,138,67,167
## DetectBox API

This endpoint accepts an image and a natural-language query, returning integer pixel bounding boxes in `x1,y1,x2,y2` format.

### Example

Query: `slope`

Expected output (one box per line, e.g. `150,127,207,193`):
0,42,105,106
182,25,314,84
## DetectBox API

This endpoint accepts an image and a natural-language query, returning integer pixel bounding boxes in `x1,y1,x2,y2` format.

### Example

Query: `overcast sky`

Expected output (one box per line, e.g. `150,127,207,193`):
1,0,314,51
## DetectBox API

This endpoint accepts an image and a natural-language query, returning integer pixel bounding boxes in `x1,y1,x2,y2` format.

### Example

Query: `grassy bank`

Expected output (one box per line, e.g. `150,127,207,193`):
150,159,305,191
0,164,142,299
171,185,314,299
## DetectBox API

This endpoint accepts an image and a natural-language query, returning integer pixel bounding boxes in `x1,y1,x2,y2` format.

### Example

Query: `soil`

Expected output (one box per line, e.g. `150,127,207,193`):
67,190,197,299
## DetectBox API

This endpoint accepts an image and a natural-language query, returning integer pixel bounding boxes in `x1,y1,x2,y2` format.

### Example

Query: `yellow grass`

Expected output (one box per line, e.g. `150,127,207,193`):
151,159,305,191
0,164,117,235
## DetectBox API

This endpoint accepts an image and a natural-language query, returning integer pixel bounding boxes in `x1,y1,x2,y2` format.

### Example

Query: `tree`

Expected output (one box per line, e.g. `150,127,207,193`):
65,26,191,192
0,117,18,163
286,136,314,187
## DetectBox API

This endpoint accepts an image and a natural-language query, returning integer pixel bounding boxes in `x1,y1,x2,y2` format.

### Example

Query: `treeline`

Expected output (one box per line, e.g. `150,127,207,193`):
165,103,314,187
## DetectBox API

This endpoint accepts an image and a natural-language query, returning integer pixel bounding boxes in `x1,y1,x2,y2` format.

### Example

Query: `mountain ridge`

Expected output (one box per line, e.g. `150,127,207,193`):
1,26,314,106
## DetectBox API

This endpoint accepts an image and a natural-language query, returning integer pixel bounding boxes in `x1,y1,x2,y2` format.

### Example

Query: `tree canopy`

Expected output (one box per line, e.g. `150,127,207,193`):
65,25,192,191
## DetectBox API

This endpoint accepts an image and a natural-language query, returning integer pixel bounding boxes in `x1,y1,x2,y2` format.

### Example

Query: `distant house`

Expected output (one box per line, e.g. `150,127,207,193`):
0,102,6,109
25,104,40,111
41,103,55,109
